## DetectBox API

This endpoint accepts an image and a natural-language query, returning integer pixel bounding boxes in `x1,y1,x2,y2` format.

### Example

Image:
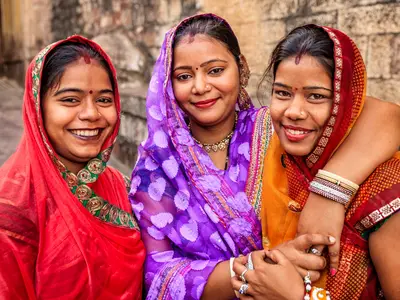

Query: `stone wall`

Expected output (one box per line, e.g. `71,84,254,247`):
1,0,399,172
199,0,400,105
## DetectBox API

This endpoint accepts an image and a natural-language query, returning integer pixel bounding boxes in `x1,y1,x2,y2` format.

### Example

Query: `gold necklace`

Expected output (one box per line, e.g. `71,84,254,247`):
189,113,238,153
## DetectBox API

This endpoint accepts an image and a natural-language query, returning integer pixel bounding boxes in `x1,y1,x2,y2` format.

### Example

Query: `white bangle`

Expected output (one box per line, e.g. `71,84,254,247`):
229,257,240,297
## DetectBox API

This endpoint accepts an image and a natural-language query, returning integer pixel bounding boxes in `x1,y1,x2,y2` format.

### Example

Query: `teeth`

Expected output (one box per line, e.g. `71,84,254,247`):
70,129,99,137
287,129,308,135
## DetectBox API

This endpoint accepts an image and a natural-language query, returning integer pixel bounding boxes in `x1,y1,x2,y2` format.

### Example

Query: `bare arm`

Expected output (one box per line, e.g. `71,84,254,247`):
299,97,400,273
202,260,235,300
369,213,400,299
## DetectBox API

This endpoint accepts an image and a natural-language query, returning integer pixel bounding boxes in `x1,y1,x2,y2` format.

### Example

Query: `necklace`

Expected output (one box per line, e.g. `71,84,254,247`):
189,113,238,153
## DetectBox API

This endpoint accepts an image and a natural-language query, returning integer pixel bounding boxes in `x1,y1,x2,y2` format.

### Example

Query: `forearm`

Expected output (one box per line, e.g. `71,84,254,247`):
370,213,400,299
324,97,400,184
202,260,235,300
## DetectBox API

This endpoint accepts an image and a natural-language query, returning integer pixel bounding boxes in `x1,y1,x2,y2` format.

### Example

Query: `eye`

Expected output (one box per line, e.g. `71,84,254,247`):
60,98,79,104
274,89,291,99
208,67,224,75
308,93,329,101
97,97,113,104
176,74,192,81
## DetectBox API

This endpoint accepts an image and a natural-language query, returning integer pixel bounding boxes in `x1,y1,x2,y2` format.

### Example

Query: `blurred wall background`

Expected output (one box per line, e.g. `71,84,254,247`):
1,0,399,172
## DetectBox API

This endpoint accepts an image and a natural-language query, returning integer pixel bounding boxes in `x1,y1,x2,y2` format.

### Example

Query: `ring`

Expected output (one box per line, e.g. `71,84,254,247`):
238,283,249,295
308,247,322,256
246,252,254,270
240,268,248,283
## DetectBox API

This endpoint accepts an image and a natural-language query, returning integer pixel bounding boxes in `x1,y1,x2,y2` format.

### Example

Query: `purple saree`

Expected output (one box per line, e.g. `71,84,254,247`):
129,14,272,300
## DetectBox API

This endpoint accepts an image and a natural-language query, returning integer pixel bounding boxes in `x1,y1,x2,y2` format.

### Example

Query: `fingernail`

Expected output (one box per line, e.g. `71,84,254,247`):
328,236,336,243
330,268,337,276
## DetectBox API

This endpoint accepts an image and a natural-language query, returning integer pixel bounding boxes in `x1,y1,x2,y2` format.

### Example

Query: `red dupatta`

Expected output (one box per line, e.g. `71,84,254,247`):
260,26,400,299
0,36,145,299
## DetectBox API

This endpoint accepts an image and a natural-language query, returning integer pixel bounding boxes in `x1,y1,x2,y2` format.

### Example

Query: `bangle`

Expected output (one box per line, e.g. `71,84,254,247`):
316,170,359,191
229,257,240,298
310,170,360,207
303,273,331,300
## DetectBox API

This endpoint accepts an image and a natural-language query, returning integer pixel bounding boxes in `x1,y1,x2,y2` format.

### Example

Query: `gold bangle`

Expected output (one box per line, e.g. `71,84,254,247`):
315,173,358,193
317,170,359,191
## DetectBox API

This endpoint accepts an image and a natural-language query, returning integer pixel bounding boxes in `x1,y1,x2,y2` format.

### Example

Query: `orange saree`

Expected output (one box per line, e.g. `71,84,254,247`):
260,27,400,299
0,36,145,299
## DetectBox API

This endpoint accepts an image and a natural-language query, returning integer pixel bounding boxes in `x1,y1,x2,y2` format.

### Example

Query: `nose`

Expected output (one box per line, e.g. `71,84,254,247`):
284,94,307,120
78,98,101,122
191,74,209,95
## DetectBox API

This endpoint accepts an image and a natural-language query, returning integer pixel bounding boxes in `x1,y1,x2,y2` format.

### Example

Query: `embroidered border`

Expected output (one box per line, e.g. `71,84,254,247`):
354,198,400,232
306,28,342,168
246,107,272,219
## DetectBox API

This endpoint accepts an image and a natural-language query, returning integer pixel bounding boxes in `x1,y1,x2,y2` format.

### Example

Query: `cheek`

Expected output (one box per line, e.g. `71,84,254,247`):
312,103,332,129
270,99,286,123
172,82,191,105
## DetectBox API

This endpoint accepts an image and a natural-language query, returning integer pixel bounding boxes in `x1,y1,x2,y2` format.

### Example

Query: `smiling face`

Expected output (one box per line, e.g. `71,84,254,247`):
172,34,240,128
42,57,117,173
270,55,333,156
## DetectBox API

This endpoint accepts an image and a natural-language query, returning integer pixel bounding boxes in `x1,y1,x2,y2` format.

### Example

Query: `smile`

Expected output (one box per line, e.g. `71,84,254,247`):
283,125,313,142
192,98,219,109
69,129,103,140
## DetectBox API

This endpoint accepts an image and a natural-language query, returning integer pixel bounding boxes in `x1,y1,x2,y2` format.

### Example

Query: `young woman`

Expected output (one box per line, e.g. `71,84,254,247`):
0,36,145,299
130,14,400,299
233,25,400,299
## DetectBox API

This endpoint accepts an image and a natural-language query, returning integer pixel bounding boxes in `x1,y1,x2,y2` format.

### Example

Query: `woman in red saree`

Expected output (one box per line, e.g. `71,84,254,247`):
0,36,145,299
257,25,400,299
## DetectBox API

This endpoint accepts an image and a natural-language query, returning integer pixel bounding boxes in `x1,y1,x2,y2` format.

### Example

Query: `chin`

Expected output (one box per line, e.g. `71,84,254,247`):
281,144,313,157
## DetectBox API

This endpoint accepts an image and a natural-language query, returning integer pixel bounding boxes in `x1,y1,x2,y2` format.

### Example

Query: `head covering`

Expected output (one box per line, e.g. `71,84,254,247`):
0,35,145,299
130,13,265,299
260,26,400,299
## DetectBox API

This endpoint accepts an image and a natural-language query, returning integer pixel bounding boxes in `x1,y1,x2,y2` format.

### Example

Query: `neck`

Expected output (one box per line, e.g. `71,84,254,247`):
190,112,236,144
58,157,86,175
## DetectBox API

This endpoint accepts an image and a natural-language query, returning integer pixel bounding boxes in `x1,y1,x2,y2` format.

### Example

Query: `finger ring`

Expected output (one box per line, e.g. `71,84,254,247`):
246,252,254,270
308,247,322,256
238,283,249,295
240,268,248,282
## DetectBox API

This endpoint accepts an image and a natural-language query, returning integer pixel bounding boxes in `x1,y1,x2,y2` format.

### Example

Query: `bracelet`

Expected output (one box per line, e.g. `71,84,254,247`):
316,170,359,191
303,273,331,300
229,257,240,298
310,170,360,207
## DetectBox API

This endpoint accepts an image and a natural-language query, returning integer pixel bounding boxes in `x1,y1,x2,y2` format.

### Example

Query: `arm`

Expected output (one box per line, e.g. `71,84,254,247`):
369,212,400,299
298,97,400,273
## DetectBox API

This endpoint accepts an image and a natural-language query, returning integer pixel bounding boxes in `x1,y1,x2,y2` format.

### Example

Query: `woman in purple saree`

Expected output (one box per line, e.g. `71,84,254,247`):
130,14,400,299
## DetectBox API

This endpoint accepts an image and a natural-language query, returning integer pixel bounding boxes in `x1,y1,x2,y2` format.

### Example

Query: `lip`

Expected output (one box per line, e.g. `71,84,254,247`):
282,125,314,142
68,128,104,141
192,98,219,109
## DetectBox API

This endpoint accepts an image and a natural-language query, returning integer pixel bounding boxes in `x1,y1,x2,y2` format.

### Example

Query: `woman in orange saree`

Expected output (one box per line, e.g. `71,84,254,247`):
0,36,145,299
259,25,400,299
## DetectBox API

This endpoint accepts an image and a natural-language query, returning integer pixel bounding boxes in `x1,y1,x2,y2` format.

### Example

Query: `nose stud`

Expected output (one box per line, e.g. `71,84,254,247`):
205,84,211,92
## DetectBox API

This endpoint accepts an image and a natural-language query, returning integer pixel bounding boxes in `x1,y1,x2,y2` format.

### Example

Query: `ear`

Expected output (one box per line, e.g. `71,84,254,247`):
239,54,250,87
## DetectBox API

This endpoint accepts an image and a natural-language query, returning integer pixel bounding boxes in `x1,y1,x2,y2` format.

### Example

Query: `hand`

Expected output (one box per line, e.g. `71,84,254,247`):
231,250,304,300
297,192,344,276
274,233,334,281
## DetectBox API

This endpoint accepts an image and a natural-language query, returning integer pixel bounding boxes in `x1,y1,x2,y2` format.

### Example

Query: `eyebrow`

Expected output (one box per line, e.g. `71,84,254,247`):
173,59,228,72
273,82,332,92
53,88,113,96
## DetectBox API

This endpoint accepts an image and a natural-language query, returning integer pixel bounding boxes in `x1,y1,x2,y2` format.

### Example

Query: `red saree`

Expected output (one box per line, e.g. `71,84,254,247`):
260,26,400,299
0,36,145,299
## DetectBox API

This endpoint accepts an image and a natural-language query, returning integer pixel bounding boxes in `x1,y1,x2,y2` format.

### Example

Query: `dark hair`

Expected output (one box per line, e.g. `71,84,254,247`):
173,15,241,64
258,24,334,100
40,42,114,97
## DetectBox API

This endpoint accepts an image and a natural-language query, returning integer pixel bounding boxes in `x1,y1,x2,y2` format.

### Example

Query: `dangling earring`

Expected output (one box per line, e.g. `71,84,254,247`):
238,54,251,110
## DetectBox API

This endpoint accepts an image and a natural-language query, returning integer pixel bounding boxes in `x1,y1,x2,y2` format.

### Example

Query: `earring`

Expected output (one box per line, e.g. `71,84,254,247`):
239,54,250,88
238,54,251,110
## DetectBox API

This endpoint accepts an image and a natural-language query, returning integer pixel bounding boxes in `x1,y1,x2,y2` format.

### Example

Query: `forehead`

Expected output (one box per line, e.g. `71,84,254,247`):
173,34,234,64
57,58,112,88
275,55,332,86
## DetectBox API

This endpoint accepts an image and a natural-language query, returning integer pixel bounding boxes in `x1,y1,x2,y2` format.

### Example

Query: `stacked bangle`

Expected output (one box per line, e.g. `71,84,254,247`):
309,170,359,207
